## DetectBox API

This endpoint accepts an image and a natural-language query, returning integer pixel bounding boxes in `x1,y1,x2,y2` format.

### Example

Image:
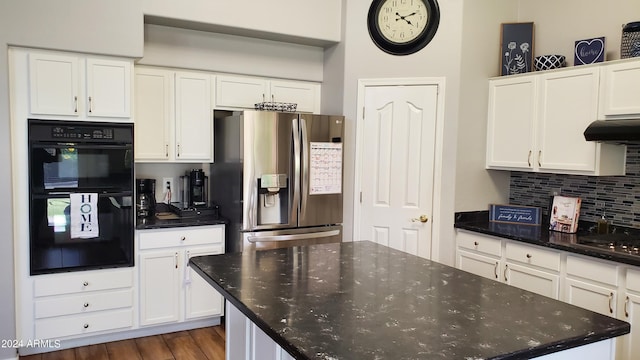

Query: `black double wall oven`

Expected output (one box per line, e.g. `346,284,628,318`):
28,119,134,275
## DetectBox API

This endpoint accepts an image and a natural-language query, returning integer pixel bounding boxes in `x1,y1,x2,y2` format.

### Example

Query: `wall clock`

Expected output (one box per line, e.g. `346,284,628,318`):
367,0,440,56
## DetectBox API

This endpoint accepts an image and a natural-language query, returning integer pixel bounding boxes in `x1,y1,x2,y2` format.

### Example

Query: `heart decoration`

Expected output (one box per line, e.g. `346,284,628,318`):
574,37,605,65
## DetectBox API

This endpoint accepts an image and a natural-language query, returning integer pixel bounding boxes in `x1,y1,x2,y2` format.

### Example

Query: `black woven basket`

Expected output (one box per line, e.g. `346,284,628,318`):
621,21,640,58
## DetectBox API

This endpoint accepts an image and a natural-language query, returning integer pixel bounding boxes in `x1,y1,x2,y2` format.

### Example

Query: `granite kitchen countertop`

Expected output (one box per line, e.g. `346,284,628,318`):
190,241,629,360
455,211,640,267
136,203,227,230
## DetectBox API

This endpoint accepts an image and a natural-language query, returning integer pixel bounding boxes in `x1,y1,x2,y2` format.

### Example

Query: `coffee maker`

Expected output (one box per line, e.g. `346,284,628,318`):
136,178,157,218
182,169,208,207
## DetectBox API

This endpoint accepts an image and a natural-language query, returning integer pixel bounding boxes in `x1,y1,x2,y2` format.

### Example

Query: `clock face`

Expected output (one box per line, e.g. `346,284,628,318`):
377,0,428,44
367,0,440,55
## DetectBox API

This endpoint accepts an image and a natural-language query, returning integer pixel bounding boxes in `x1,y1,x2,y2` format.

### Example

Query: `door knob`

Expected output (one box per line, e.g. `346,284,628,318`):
411,215,429,223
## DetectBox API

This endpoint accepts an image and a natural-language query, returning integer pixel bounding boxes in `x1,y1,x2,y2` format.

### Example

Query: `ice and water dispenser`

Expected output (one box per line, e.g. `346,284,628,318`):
257,174,289,226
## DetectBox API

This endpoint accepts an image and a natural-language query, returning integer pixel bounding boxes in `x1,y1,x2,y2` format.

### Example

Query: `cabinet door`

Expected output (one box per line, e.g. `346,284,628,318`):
134,67,173,161
86,58,131,118
185,246,224,320
537,68,599,172
28,52,80,116
599,60,640,118
139,250,181,326
270,80,321,114
504,262,560,299
175,72,213,161
457,249,500,281
215,75,268,109
564,278,616,317
486,76,536,170
619,292,640,360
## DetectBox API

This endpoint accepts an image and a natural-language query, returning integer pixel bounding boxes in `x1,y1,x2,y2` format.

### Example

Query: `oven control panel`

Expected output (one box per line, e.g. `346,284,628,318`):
51,126,114,140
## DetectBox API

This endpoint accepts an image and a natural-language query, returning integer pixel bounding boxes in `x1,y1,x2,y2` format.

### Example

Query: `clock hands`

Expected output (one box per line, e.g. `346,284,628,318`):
395,12,418,27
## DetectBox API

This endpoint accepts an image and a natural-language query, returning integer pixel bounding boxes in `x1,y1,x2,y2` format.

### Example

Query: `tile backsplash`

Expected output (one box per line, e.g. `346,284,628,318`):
509,144,640,228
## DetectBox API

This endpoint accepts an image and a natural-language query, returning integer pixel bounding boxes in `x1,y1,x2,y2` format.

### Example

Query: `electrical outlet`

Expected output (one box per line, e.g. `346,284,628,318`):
162,177,174,203
550,187,562,196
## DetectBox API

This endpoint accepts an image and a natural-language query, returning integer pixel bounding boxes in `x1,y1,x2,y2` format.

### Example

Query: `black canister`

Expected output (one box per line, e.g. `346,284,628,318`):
621,21,640,58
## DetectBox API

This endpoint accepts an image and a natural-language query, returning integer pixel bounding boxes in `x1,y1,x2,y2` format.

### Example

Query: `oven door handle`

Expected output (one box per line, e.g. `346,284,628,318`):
247,230,340,243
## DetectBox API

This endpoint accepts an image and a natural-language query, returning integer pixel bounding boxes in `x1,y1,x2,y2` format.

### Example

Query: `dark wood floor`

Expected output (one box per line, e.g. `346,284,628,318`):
20,325,225,360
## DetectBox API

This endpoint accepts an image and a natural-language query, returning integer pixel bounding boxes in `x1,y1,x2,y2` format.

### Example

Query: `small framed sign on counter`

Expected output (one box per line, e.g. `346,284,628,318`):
489,204,542,225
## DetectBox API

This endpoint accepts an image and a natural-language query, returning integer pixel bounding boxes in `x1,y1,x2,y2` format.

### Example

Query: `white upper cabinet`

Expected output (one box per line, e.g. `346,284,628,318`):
175,71,213,161
215,75,268,109
134,67,173,161
134,66,213,162
29,53,80,116
598,58,640,119
85,58,131,118
486,76,537,170
486,66,626,176
28,51,132,119
215,75,321,113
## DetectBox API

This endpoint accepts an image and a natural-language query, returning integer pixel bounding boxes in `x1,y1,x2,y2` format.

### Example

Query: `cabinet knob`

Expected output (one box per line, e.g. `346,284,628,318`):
84,302,89,308
181,236,186,241
474,241,479,246
83,324,89,329
526,253,532,259
83,281,89,287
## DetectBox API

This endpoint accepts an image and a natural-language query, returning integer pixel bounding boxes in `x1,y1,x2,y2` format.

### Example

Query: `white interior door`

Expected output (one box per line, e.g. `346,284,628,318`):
359,84,438,258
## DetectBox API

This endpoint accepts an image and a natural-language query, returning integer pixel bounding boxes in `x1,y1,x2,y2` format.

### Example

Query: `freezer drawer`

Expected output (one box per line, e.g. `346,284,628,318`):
241,225,342,252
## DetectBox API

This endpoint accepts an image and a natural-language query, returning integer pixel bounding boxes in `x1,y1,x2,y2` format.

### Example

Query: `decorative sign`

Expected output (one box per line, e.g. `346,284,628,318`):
489,204,542,225
574,37,605,65
500,22,535,76
309,142,342,195
70,193,99,239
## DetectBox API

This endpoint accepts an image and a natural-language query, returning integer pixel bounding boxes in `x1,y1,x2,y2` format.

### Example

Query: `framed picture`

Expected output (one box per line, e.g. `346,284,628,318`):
500,22,534,76
549,196,581,233
574,37,605,65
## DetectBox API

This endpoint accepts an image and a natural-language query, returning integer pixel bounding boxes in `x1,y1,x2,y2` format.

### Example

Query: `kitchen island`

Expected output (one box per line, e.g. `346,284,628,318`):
189,241,629,359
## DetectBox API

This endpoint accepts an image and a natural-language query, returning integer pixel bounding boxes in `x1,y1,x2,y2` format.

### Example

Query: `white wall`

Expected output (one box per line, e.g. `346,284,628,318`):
518,0,640,65
455,1,517,213
140,24,325,82
330,0,466,265
142,0,341,46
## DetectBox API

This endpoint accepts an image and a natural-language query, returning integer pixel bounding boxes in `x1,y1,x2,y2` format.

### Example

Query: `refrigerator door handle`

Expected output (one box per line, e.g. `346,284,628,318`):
292,118,301,224
300,117,309,220
247,230,340,243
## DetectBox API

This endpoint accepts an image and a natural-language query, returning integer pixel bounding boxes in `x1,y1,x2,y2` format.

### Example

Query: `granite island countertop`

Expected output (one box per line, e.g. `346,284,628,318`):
455,211,640,267
189,241,629,360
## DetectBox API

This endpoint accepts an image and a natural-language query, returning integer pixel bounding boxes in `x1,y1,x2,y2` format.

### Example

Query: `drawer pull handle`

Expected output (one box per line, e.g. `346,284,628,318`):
504,264,509,282
83,281,89,287
165,144,169,158
83,324,89,329
609,292,614,314
527,150,532,167
526,254,532,259
83,303,89,308
74,96,78,113
538,150,542,167
473,241,479,246
625,296,630,318
88,96,93,113
175,252,179,269
494,262,498,279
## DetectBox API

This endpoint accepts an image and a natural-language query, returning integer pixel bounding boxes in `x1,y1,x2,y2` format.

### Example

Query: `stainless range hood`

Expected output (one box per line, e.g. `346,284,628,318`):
584,119,640,141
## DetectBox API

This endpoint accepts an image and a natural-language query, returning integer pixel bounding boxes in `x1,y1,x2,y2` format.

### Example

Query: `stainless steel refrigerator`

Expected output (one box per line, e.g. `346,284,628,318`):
211,110,344,252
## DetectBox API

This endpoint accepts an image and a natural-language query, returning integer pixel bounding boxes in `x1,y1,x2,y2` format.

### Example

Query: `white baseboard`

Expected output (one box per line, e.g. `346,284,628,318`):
18,317,221,356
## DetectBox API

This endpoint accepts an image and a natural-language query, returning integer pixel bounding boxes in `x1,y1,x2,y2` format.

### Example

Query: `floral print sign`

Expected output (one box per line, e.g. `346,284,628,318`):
500,22,534,76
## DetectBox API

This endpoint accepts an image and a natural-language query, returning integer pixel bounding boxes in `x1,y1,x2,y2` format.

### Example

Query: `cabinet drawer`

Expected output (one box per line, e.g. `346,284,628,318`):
35,289,133,319
505,241,560,272
35,308,133,340
456,231,502,257
34,269,133,297
566,255,619,286
626,268,640,293
138,225,224,250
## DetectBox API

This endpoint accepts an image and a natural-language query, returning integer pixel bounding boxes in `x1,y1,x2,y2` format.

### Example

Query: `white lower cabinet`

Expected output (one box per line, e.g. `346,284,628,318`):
32,268,134,340
564,255,618,317
619,269,640,360
456,231,501,281
138,225,225,327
